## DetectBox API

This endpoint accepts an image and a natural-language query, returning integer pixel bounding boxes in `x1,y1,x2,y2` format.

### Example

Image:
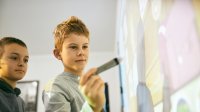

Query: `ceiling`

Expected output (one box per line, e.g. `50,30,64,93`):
0,0,117,55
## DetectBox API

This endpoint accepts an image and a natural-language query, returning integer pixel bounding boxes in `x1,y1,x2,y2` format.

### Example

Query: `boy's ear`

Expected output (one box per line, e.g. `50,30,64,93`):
0,62,1,68
53,49,62,60
0,65,1,69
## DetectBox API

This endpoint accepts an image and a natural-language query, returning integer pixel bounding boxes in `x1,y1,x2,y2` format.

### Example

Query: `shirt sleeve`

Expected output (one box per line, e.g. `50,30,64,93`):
80,101,93,112
42,91,71,112
42,91,95,112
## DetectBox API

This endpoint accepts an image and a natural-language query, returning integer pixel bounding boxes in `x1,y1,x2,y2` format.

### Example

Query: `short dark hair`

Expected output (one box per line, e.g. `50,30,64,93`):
0,37,27,58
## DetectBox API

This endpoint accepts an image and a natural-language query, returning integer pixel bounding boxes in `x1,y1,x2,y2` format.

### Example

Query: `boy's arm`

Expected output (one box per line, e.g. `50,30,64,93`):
42,91,71,112
79,68,105,112
43,91,103,112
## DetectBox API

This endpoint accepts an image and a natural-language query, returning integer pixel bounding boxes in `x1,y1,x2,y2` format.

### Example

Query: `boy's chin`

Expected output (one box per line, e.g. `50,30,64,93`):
76,68,84,72
14,77,24,81
8,77,23,83
13,74,25,81
77,65,85,69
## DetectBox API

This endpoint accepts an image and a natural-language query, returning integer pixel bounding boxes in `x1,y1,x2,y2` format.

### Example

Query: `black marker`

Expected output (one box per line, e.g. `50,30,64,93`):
95,57,122,75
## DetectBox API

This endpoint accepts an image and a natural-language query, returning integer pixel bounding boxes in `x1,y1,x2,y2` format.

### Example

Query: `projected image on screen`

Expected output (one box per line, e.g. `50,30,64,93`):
116,0,200,112
176,98,191,112
158,0,200,92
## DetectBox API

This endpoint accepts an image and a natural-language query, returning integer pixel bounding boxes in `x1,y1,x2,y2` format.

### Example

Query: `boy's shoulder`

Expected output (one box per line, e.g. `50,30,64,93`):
43,75,59,92
43,73,72,92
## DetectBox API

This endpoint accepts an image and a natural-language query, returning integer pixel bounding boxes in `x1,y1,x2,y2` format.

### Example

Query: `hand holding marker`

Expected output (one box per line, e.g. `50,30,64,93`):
95,57,122,75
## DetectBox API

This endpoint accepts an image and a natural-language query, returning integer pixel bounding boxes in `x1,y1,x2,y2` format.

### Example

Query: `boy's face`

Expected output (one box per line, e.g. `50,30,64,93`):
0,43,29,81
59,33,89,74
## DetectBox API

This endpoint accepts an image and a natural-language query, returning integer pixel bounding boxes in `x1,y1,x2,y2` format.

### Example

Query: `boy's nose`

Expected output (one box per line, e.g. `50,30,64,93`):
18,60,24,67
77,49,84,56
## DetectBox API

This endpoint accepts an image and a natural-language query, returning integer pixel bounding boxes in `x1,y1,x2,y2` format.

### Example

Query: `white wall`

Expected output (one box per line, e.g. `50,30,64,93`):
0,0,116,55
23,52,121,112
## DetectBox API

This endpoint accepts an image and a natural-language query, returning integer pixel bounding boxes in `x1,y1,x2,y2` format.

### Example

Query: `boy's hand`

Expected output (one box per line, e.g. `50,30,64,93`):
79,68,105,112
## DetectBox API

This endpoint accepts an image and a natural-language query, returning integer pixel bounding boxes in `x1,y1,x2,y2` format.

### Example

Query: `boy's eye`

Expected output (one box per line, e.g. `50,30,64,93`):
9,56,18,60
69,46,78,49
24,58,29,63
83,45,88,49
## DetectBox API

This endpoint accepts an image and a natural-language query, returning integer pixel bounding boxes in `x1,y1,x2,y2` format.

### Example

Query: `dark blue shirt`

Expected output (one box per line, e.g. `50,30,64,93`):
0,79,25,112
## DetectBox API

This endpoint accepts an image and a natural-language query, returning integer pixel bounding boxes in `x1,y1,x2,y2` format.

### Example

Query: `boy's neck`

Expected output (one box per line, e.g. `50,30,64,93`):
64,69,83,76
0,77,16,88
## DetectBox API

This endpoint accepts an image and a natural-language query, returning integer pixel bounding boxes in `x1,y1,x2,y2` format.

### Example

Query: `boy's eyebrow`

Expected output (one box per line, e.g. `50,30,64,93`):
68,43,89,46
83,43,89,45
10,52,20,56
68,43,77,46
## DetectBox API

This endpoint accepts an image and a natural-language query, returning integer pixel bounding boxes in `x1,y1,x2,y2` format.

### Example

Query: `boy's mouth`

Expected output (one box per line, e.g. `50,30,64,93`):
75,59,86,62
15,70,25,73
